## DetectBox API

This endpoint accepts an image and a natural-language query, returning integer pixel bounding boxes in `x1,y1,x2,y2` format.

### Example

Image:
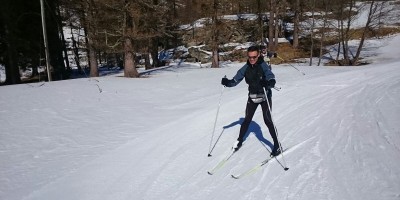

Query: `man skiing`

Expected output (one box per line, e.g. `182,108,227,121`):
221,45,281,157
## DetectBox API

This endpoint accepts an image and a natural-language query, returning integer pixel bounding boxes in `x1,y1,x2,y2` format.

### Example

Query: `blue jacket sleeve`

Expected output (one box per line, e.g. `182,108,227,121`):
226,65,248,87
261,62,275,80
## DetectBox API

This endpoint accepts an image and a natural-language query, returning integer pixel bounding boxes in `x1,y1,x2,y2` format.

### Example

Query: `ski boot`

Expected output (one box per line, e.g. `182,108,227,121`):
271,144,282,157
233,140,243,151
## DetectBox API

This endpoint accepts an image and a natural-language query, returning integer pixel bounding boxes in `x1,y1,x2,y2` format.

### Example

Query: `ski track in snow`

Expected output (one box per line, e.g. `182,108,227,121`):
1,35,400,199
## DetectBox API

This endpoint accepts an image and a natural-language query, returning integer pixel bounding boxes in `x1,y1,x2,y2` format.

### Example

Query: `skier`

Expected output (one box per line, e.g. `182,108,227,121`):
259,45,277,64
260,45,268,60
221,45,281,157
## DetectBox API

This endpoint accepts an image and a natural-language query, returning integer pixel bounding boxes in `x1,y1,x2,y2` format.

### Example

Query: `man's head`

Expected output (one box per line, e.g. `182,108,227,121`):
260,45,267,54
247,46,260,65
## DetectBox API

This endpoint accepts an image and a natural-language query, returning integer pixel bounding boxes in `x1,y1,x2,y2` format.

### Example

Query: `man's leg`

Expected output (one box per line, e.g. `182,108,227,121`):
267,96,272,110
260,101,279,147
237,98,258,143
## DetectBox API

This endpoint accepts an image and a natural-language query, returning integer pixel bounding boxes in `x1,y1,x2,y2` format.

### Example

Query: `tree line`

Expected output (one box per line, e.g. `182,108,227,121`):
0,0,393,85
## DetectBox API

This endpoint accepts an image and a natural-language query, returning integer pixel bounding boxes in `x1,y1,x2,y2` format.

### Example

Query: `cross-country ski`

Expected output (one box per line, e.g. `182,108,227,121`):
207,148,236,175
231,148,290,179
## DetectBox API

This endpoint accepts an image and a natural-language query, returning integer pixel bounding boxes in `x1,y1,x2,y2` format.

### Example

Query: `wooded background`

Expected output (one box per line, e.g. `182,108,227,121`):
0,0,397,84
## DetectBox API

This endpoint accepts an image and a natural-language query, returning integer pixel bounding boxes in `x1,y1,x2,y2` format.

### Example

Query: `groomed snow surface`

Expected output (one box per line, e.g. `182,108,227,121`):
1,34,400,200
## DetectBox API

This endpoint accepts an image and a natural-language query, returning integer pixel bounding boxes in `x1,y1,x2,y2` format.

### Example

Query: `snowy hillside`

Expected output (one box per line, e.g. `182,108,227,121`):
1,32,400,200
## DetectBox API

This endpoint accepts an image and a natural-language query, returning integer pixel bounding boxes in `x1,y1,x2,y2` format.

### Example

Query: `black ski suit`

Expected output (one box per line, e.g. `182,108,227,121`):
223,58,279,146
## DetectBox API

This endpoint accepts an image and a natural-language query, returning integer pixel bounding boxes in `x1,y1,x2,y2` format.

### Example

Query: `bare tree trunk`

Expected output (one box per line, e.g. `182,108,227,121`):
268,0,275,51
342,0,354,65
0,1,20,84
85,0,99,77
2,23,21,84
273,0,279,51
318,0,328,66
353,1,376,65
211,0,219,68
292,0,300,48
123,37,138,77
150,38,160,68
257,0,263,43
309,0,316,66
70,25,82,73
56,4,71,77
144,52,151,70
336,42,341,63
336,2,344,64
123,1,139,77
88,44,98,77
274,10,279,51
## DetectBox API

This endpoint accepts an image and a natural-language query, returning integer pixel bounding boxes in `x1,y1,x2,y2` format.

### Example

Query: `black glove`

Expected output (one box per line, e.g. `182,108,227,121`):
261,79,276,88
268,79,276,88
267,52,278,58
221,77,230,87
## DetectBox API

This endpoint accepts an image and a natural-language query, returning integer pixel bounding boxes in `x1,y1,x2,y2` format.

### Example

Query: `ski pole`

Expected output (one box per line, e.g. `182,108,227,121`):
263,87,289,171
208,84,225,157
277,56,306,76
208,128,226,157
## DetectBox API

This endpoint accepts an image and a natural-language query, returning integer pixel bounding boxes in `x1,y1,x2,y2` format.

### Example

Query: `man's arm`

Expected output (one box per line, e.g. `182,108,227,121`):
222,65,247,87
261,62,275,80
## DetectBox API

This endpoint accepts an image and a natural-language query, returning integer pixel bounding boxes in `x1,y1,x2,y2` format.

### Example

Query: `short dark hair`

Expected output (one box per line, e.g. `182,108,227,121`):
247,45,259,52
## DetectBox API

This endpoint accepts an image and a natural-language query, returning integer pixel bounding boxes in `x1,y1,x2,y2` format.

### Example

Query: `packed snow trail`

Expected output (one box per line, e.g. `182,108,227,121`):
1,35,400,200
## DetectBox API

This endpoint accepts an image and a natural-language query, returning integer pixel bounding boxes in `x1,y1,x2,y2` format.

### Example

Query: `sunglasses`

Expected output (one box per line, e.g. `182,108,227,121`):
248,56,258,59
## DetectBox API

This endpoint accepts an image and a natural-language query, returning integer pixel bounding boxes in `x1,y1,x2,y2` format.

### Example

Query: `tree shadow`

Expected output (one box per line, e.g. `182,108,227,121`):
223,118,274,150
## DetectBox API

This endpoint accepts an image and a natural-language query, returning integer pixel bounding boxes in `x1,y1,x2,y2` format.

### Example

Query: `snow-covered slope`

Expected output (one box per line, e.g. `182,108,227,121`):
1,35,400,200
